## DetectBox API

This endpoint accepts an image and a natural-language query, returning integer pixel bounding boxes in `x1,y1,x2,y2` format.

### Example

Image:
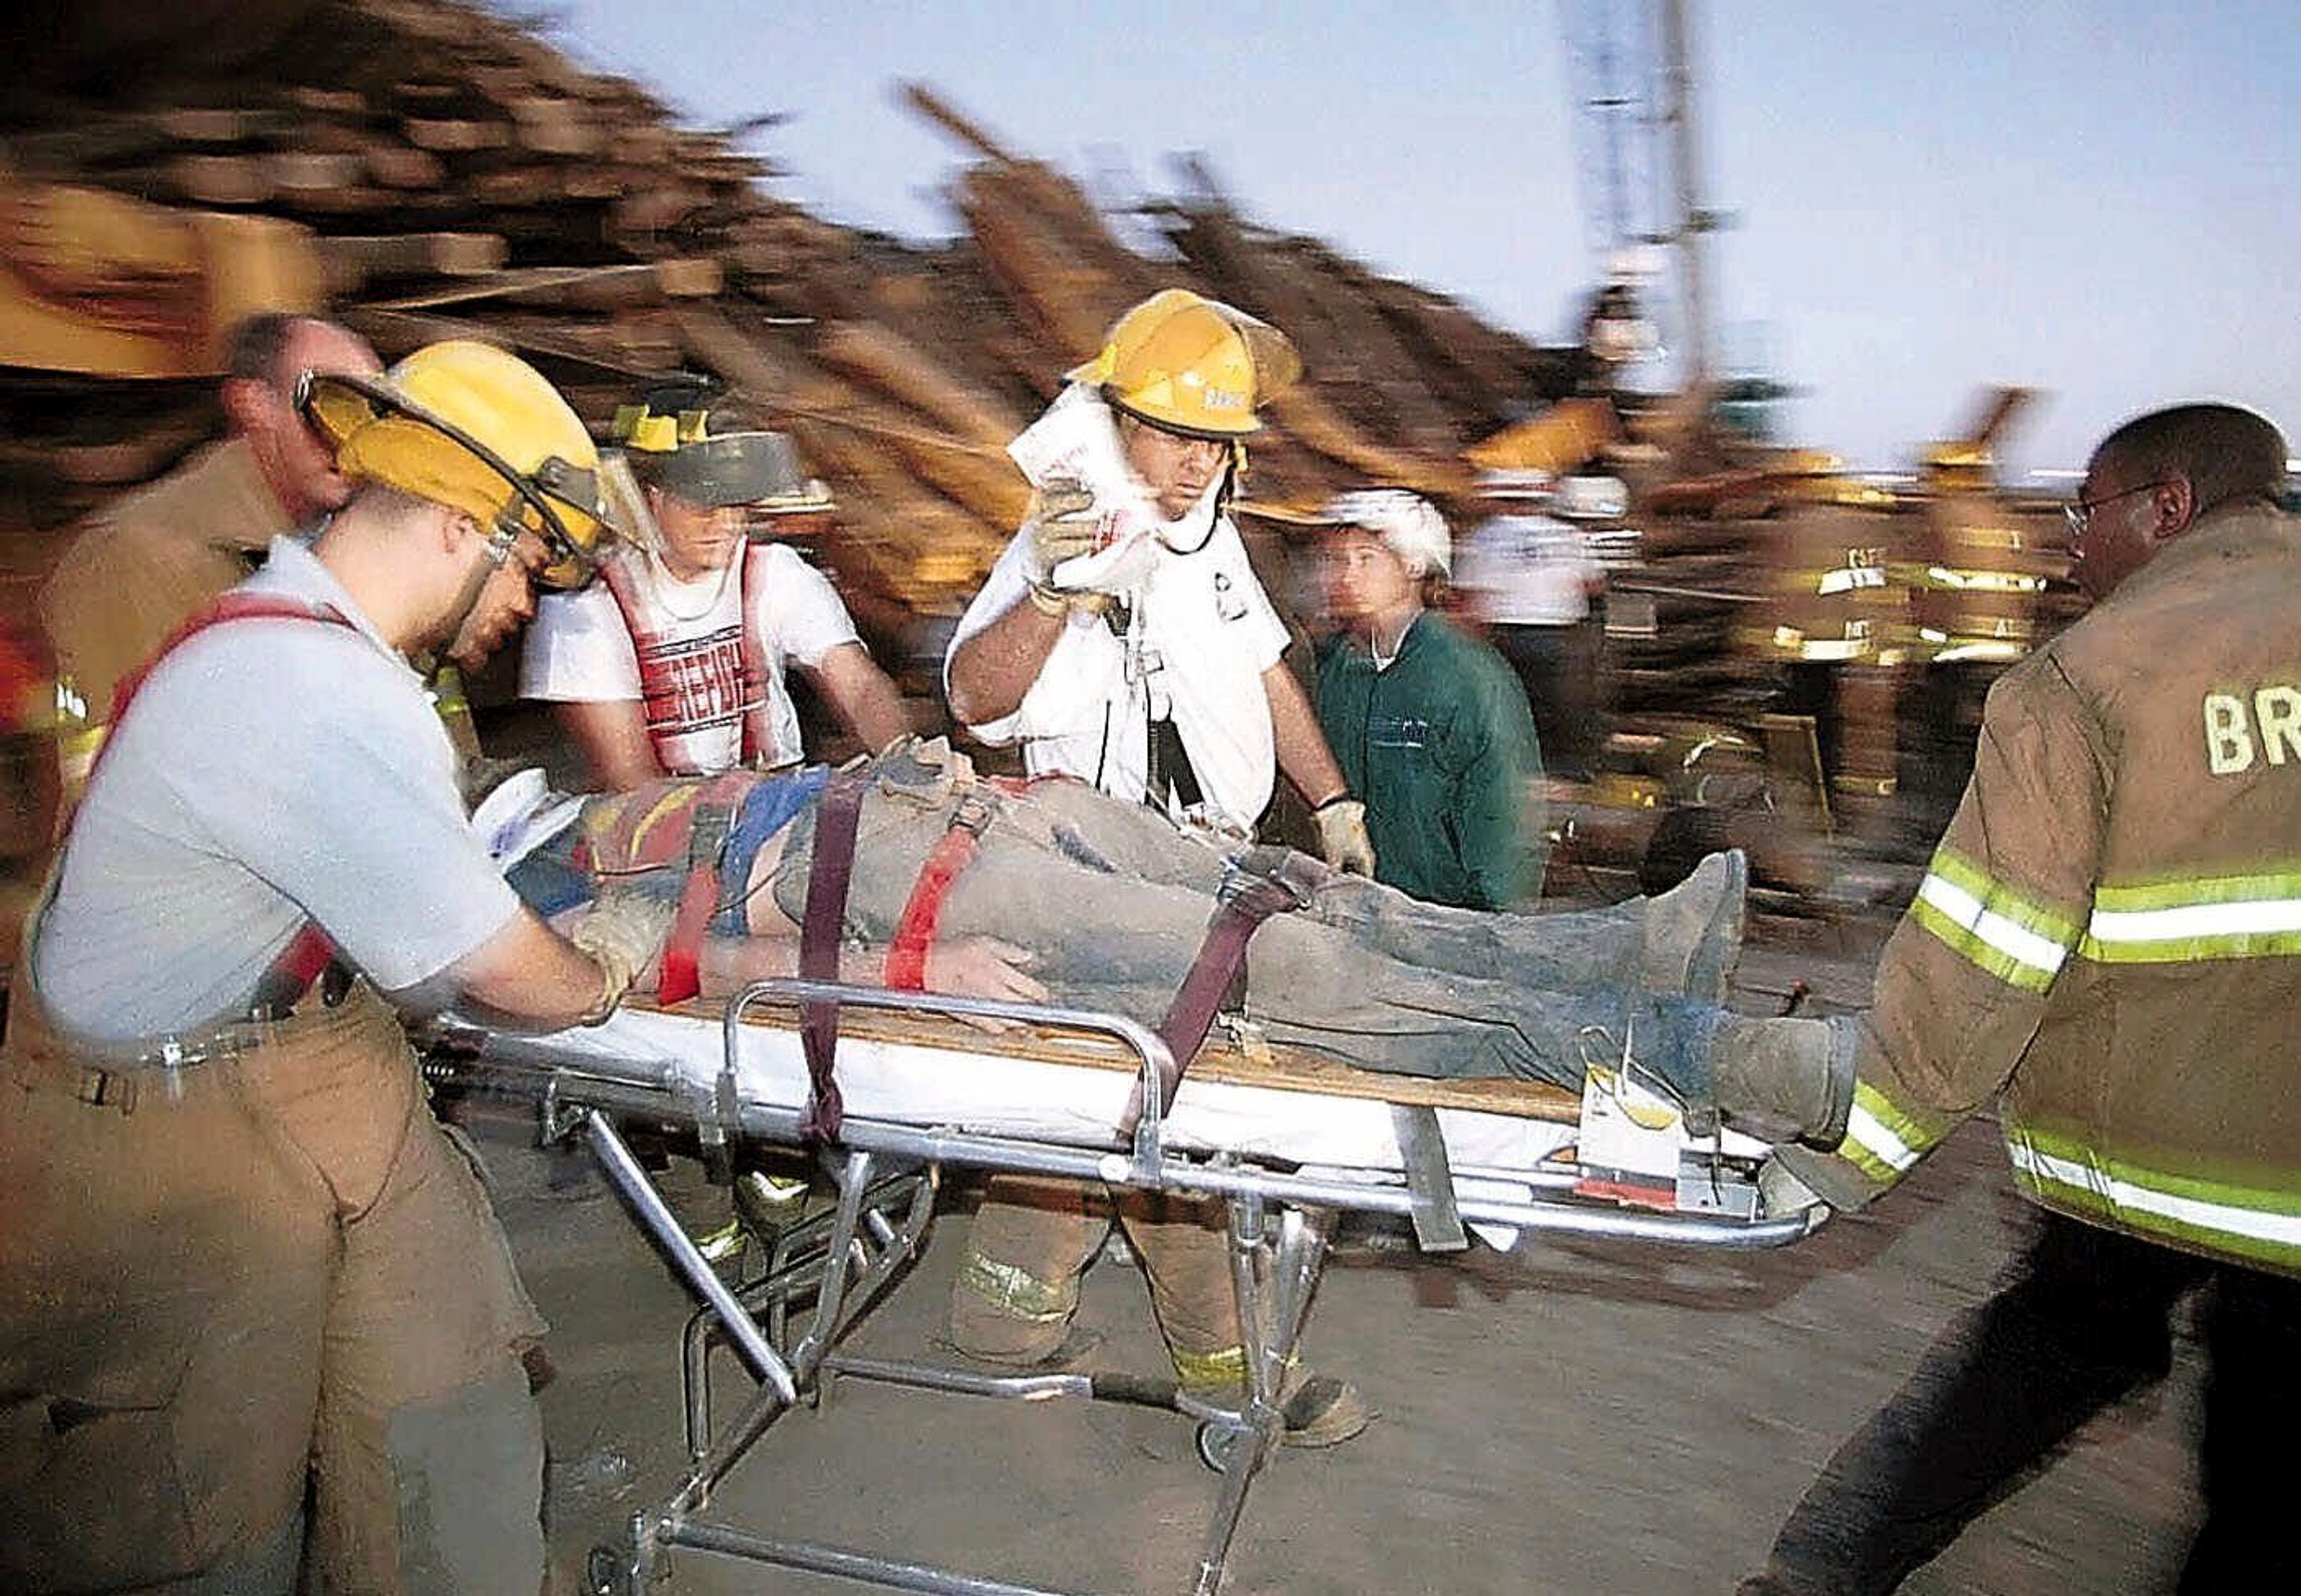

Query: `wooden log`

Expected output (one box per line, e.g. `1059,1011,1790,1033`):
318,231,506,295
151,153,273,207
286,86,369,117
363,143,446,189
267,151,366,195
149,108,271,145
507,95,605,158
402,117,511,153
812,320,1025,450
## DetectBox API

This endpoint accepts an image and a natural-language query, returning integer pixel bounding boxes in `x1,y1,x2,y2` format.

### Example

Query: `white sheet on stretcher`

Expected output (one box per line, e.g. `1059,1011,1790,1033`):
538,1006,1582,1185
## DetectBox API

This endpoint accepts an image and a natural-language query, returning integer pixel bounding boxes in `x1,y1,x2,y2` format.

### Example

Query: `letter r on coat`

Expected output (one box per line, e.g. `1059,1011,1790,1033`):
2252,685,2301,767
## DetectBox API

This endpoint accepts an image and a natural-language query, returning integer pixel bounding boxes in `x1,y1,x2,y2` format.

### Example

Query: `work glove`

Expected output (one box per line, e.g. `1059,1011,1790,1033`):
1312,796,1376,877
1023,477,1107,616
570,890,680,1023
1756,1153,1829,1222
1025,477,1155,614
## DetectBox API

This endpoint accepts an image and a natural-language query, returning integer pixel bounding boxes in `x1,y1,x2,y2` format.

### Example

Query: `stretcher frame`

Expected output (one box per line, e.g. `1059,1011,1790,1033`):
441,976,1825,1596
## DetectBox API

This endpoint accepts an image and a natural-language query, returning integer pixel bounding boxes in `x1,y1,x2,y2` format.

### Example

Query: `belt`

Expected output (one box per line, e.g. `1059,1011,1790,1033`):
21,975,363,1114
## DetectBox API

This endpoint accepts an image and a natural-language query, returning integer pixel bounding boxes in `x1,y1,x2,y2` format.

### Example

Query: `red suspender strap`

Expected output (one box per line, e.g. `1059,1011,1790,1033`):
96,593,358,1011
882,787,997,990
653,770,760,1006
597,558,680,769
797,769,868,1138
735,544,776,767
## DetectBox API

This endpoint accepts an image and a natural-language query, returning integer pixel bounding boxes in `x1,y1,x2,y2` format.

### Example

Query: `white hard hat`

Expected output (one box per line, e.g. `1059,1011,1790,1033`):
1321,488,1451,578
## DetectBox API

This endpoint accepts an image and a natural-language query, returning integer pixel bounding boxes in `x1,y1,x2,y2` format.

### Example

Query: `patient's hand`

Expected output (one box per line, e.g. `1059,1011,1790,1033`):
925,936,1049,1028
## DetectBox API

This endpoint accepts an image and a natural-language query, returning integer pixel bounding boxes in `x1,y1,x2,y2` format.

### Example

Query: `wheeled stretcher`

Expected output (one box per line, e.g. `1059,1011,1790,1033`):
433,976,1825,1596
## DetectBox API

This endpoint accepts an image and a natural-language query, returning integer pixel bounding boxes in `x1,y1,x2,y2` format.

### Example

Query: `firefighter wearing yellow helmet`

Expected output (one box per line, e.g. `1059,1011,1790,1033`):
940,290,1371,1445
0,340,656,1594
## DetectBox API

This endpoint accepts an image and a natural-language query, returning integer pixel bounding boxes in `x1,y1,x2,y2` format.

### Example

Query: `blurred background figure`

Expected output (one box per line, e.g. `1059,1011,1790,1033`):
521,379,909,788
1314,489,1545,908
38,312,379,797
1454,468,1610,784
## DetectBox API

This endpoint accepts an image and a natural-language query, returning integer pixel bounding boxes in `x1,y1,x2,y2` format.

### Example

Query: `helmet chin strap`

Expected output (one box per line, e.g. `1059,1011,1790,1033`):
437,504,522,655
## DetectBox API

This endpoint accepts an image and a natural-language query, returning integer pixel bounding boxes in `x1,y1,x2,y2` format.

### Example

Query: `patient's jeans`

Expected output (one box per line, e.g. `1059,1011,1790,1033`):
771,773,1722,1099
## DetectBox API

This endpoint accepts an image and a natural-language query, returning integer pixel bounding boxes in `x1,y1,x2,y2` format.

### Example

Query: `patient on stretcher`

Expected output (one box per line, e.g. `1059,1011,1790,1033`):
480,738,1852,1146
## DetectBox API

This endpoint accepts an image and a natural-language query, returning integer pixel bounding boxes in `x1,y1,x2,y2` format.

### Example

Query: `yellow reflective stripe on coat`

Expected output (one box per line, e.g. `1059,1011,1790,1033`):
2078,872,2301,963
2004,1128,2301,1272
1908,847,2081,992
1837,1080,1933,1185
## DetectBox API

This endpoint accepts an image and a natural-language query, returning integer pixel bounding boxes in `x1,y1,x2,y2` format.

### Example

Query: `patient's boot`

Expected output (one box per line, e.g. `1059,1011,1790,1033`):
1709,1012,1857,1148
1641,848,1749,1003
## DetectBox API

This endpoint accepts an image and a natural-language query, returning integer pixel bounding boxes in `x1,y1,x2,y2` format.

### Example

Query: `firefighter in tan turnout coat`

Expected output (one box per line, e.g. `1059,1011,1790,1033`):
1746,403,2301,1595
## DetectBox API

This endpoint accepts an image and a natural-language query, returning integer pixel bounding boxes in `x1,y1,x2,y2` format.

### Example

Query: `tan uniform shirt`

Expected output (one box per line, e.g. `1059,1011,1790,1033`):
40,437,288,730
1789,501,2301,1277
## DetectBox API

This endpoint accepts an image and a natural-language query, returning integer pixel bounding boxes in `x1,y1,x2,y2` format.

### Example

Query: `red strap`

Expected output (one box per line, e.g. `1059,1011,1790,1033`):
735,544,777,766
884,819,985,991
98,593,352,776
652,772,757,1006
95,592,358,1009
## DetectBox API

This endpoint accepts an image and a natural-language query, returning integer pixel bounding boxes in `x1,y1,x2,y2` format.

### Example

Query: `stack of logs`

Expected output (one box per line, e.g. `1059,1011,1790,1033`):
0,0,1591,651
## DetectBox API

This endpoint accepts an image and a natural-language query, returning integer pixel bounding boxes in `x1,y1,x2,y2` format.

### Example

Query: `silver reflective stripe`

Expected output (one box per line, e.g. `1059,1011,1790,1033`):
2088,897,2301,947
2007,1142,2301,1252
1844,1100,1921,1175
1916,871,2070,981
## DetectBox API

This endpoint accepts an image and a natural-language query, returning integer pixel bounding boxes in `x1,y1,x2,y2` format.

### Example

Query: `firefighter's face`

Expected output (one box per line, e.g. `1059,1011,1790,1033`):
243,321,381,523
1118,414,1228,520
445,528,548,672
2069,458,2176,602
648,485,745,581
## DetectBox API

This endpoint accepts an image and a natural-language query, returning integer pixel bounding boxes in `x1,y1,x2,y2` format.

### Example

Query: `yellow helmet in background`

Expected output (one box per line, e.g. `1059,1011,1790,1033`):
301,340,606,590
1069,289,1301,439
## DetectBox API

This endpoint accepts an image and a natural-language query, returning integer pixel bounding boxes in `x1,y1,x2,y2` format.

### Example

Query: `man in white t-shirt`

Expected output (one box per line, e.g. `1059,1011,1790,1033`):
1455,470,1610,781
522,384,907,785
941,289,1372,1444
0,341,663,1594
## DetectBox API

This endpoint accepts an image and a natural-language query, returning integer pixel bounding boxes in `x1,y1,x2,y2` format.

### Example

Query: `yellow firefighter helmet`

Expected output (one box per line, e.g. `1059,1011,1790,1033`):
1069,289,1301,439
301,340,606,590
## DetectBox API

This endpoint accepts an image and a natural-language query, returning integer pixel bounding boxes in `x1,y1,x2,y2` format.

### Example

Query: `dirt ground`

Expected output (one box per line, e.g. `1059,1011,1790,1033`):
469,930,2207,1596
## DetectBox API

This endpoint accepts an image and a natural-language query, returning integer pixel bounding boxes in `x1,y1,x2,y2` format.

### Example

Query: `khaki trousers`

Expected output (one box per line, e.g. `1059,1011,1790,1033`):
947,1176,1243,1378
0,978,546,1595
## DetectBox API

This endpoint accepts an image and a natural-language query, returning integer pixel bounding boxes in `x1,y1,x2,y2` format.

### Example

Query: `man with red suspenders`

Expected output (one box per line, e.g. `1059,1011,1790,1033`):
520,380,908,787
0,341,665,1595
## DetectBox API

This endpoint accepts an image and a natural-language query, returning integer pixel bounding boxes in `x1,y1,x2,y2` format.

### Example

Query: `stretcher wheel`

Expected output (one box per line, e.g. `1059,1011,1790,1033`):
584,1544,633,1596
1195,1419,1245,1473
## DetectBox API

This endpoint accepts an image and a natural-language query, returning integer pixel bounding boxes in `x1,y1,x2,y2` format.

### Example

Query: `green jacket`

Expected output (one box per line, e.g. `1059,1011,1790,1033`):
1315,612,1545,909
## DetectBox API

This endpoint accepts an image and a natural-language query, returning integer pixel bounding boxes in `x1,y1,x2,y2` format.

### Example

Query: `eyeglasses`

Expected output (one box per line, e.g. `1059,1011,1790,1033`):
2064,480,2167,536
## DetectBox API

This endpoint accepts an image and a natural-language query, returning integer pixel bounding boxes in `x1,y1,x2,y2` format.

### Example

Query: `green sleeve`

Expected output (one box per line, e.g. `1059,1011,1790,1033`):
1445,656,1545,908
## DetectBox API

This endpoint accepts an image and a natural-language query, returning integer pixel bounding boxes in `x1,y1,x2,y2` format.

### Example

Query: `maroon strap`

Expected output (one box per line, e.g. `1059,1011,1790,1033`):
796,770,868,1138
1123,870,1307,1133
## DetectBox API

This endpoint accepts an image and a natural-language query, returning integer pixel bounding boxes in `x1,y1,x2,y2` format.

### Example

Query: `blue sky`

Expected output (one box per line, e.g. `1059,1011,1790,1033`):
529,1,2301,477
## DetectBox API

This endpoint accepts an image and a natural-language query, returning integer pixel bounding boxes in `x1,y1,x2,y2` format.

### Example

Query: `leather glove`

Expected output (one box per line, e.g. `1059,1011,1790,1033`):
1757,1154,1829,1221
1024,478,1107,616
1312,796,1376,876
570,890,680,1023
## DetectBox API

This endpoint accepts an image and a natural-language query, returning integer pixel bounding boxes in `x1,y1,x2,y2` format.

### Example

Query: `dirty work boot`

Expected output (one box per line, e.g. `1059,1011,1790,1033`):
1641,847,1749,1002
1179,1352,1372,1449
1710,1011,1857,1148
